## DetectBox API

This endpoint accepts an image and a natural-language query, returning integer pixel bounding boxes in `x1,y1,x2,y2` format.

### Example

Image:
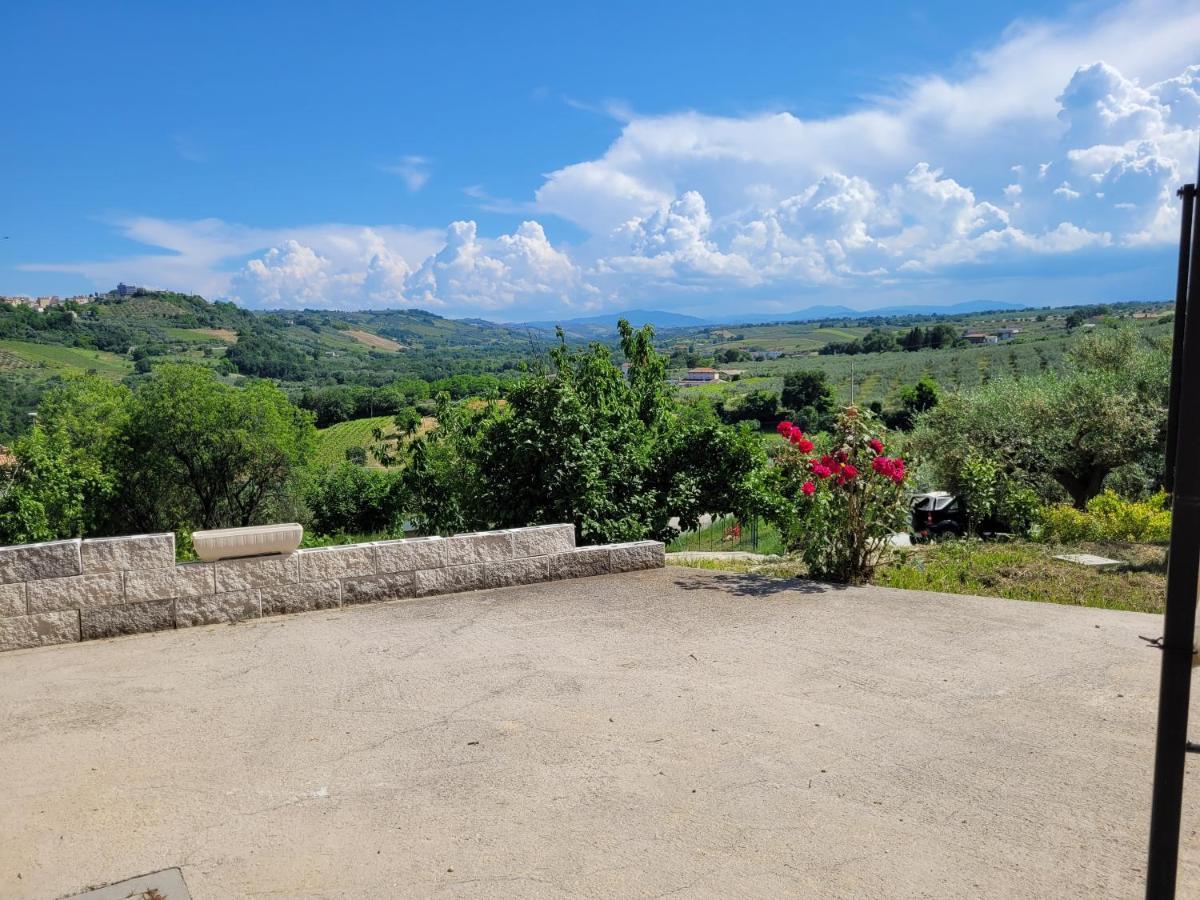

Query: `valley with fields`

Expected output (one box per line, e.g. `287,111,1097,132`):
0,286,1175,618
0,287,1168,441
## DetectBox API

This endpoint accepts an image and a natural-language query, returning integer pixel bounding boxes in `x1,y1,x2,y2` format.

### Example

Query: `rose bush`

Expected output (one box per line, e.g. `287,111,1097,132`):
766,407,909,584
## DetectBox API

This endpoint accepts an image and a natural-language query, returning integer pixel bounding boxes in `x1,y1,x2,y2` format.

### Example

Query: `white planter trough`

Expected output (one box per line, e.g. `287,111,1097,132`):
192,523,304,562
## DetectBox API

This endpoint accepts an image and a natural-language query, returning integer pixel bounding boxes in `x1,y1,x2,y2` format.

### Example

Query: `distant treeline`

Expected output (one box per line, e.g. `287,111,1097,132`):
819,324,963,356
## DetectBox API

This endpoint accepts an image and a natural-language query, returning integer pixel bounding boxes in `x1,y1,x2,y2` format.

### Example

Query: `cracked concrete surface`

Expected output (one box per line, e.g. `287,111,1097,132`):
1,567,1197,898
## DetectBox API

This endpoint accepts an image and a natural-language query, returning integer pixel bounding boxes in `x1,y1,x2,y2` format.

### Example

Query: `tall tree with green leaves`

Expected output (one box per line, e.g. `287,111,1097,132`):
401,321,766,543
781,370,835,432
124,365,317,529
0,376,130,542
911,327,1168,508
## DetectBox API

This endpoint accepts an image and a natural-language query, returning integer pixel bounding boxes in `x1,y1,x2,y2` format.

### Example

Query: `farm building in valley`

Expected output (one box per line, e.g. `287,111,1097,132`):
682,367,721,384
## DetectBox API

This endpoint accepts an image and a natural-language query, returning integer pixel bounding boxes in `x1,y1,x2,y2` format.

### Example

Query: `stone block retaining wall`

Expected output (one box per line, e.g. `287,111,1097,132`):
0,525,665,652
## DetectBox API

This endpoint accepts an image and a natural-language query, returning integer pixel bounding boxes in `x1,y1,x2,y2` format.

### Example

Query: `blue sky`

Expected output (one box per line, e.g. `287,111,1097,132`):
2,1,1197,320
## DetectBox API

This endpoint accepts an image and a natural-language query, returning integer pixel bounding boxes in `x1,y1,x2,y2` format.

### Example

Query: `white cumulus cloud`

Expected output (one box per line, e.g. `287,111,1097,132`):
20,0,1200,316
406,220,593,311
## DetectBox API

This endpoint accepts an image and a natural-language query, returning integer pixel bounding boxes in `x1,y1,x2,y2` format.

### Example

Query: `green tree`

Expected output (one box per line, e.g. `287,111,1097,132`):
371,406,424,466
735,389,779,426
125,365,317,529
924,323,959,349
901,326,925,351
782,371,834,415
888,376,941,429
401,322,765,543
899,376,939,416
782,370,835,433
0,427,102,543
0,376,130,542
400,392,509,536
910,328,1168,508
860,328,898,353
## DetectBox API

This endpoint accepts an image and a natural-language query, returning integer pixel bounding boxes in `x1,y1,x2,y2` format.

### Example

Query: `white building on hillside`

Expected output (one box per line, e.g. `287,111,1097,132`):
682,368,720,384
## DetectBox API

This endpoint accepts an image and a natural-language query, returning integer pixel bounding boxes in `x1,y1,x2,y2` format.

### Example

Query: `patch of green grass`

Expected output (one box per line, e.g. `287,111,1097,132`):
876,539,1165,613
0,340,133,379
162,326,238,344
669,538,1166,614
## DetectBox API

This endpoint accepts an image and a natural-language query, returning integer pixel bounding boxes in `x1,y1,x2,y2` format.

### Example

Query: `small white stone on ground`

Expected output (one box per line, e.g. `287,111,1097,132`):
1054,553,1122,566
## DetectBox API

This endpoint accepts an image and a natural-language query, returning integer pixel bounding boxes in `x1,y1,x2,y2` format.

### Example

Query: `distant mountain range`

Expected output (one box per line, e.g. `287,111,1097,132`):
714,299,1030,324
519,300,1030,333
521,308,708,333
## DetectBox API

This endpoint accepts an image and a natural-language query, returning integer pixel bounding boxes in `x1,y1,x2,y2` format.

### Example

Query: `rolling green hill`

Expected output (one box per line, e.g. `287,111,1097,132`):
0,287,1170,445
0,339,133,379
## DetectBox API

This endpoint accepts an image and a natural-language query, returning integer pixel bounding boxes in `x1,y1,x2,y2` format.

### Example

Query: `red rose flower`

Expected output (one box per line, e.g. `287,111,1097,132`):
870,455,906,483
868,437,884,454
801,480,816,496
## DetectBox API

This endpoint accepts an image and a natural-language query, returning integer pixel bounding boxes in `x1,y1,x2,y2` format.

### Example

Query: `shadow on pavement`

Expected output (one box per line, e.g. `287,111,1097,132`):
671,572,849,598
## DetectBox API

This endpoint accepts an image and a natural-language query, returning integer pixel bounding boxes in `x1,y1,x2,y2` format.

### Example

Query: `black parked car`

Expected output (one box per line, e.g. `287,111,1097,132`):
911,492,965,539
911,491,1010,540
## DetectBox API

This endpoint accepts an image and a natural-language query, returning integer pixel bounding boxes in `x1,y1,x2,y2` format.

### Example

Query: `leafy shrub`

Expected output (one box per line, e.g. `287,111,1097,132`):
305,463,405,537
996,485,1042,537
764,408,909,583
1039,490,1170,543
958,452,1000,535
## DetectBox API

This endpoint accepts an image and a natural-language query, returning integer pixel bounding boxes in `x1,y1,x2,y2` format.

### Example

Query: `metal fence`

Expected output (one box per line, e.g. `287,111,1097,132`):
668,514,781,554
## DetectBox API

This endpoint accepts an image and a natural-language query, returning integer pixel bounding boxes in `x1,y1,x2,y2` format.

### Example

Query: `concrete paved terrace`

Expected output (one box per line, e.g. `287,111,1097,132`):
2,567,1198,898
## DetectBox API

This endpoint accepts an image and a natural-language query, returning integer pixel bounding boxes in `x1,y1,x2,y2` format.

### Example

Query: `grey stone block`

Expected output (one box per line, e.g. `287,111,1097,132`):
609,541,666,573
297,544,376,581
81,599,174,640
415,563,488,597
27,572,125,614
445,530,514,564
80,533,175,573
548,546,612,580
0,609,80,651
0,582,25,617
509,524,575,559
177,590,260,627
374,536,450,573
261,579,341,616
342,572,416,605
214,553,299,592
0,538,81,585
487,556,550,588
124,563,215,603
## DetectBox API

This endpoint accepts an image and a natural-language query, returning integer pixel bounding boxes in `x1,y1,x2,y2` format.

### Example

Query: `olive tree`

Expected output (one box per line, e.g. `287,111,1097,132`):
911,328,1168,508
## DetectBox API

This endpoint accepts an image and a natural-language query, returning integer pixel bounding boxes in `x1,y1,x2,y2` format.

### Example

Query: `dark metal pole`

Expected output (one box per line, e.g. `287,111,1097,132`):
1165,184,1196,492
1147,177,1200,898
